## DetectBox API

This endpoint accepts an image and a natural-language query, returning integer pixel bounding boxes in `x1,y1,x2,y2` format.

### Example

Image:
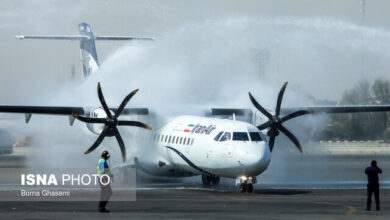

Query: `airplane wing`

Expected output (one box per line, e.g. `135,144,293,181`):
0,105,148,125
208,105,390,124
209,105,390,117
280,105,390,115
0,105,150,162
0,105,149,116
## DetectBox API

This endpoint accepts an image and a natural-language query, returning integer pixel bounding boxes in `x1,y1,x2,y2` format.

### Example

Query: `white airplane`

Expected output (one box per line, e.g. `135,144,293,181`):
4,24,390,193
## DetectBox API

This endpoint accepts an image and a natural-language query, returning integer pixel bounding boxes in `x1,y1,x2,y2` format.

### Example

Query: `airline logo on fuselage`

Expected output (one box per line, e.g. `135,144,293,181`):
184,124,216,135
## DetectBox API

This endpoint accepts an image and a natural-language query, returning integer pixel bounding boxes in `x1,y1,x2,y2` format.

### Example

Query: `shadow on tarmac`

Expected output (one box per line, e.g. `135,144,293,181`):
253,189,311,195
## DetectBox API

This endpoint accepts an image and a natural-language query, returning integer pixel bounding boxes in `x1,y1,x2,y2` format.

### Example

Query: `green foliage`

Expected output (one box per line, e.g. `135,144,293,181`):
318,78,390,140
372,78,390,104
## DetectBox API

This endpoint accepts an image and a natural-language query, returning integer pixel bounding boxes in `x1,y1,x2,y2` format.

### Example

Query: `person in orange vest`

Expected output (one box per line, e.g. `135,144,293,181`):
97,150,113,213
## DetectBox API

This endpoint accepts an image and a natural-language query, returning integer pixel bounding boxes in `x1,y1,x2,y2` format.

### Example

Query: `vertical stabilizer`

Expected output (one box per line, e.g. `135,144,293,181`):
78,23,99,78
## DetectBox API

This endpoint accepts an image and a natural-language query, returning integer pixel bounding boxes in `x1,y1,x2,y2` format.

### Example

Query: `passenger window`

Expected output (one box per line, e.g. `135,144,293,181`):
176,137,179,144
219,132,231,142
187,138,191,145
172,136,176,144
168,136,172,144
183,138,187,145
165,135,168,143
191,138,194,146
180,137,183,144
161,135,164,142
249,132,262,142
233,132,249,141
214,131,223,142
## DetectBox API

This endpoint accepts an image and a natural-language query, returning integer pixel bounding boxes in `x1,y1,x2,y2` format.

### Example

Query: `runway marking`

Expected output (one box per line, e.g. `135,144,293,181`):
345,206,356,215
315,201,357,215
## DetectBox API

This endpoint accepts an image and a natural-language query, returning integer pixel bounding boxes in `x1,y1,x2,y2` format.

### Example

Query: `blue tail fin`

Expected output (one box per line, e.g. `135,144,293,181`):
78,23,99,77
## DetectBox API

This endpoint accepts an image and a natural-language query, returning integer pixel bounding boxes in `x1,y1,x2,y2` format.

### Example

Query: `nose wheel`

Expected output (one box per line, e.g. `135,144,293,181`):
239,183,253,193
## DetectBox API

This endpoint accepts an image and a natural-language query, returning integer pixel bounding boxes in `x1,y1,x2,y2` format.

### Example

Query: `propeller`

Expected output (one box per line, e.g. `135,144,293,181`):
249,82,313,153
72,82,152,162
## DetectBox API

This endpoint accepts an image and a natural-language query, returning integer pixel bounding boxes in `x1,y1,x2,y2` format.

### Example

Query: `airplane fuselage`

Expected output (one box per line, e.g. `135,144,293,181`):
133,115,271,179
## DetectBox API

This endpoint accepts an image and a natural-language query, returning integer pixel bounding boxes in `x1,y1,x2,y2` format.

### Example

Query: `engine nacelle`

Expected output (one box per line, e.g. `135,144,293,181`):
86,108,113,135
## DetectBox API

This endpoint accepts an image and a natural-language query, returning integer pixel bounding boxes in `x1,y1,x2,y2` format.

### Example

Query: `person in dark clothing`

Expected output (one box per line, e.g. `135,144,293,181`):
365,160,382,211
97,150,113,213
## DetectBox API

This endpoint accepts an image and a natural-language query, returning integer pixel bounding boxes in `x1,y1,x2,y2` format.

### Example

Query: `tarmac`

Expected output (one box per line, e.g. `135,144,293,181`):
1,147,390,219
0,188,389,219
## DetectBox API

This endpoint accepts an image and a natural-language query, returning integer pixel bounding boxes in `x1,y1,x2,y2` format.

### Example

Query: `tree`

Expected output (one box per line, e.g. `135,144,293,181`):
372,78,390,131
318,78,390,141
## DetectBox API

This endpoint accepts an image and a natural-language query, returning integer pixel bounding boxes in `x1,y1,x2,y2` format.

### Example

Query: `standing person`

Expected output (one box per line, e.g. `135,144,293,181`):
365,160,382,211
97,150,113,213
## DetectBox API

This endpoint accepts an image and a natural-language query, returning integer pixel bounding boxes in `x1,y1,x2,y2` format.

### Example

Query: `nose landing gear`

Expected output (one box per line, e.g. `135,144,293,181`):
239,182,254,193
237,176,256,193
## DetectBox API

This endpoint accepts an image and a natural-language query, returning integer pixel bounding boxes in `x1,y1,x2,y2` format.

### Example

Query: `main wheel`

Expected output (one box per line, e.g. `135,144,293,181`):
211,176,220,185
239,183,246,193
202,175,211,185
246,183,253,193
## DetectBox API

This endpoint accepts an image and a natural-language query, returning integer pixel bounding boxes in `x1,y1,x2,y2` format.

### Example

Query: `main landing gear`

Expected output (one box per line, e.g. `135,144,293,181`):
202,174,220,186
237,176,257,193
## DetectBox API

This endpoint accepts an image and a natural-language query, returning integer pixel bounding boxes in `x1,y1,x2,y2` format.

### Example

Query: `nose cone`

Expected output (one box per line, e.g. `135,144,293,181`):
235,141,271,176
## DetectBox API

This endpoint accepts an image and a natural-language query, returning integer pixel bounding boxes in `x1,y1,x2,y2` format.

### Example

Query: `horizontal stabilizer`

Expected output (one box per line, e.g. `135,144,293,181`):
95,36,154,41
15,35,88,41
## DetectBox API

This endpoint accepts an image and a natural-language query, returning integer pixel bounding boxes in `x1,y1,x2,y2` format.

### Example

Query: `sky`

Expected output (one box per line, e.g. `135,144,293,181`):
1,0,390,105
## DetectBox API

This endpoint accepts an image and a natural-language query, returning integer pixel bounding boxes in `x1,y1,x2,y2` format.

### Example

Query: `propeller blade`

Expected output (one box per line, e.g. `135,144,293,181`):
113,127,126,162
115,89,139,118
268,136,275,152
281,110,314,123
249,92,273,120
278,125,303,153
84,127,109,154
275,82,288,116
257,120,273,130
72,114,107,124
97,82,113,118
118,120,152,130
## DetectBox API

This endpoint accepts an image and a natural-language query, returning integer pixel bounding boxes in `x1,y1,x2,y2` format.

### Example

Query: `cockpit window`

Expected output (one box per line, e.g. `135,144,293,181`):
214,131,223,141
249,132,262,142
219,132,231,142
233,132,249,141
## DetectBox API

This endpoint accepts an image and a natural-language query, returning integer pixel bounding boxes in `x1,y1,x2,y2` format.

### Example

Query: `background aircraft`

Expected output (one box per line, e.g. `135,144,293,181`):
15,23,153,78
